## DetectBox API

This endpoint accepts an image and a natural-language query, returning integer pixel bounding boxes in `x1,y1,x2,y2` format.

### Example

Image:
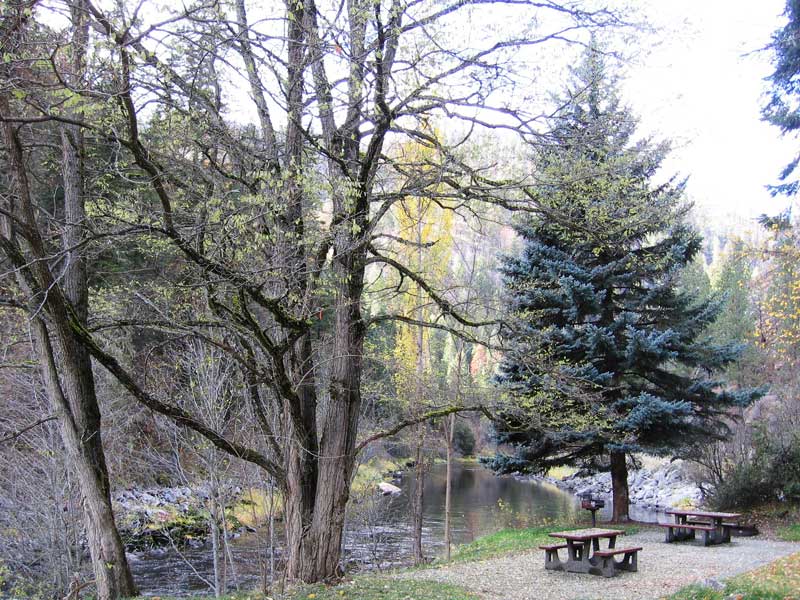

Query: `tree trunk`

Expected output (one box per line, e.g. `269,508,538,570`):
282,425,319,582
610,450,629,522
444,413,455,560
35,320,137,599
284,245,365,582
412,429,426,565
209,502,222,597
61,3,136,596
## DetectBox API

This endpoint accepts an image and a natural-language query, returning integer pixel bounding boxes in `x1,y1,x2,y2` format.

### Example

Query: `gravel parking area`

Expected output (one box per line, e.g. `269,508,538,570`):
401,529,800,600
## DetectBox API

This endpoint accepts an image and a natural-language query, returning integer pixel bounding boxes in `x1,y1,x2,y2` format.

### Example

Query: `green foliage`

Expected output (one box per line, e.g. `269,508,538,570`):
753,220,800,372
705,243,761,385
452,420,476,456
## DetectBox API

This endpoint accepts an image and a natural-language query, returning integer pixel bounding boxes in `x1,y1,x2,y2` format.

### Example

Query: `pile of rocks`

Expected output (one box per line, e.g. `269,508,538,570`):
112,486,243,550
113,486,197,514
549,459,704,511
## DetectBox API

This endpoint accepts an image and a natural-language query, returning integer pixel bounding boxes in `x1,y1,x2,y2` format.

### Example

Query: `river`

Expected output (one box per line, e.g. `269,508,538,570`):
129,461,659,596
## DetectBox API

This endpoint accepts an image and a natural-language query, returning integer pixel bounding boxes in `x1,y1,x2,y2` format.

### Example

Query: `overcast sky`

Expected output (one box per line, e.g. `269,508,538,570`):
620,0,795,225
37,0,797,228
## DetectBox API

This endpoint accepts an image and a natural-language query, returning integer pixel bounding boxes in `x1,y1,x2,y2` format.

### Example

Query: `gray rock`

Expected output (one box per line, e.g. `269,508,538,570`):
378,482,402,496
698,578,725,591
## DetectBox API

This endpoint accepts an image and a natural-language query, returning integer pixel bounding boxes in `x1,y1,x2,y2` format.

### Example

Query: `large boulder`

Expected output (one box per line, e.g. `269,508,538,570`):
378,482,402,496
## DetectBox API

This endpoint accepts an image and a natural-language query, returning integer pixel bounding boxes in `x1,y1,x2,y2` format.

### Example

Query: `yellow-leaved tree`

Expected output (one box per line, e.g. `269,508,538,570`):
391,130,454,564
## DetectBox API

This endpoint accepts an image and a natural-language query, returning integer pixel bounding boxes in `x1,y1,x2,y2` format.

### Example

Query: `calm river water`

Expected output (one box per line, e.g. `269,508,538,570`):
129,461,658,596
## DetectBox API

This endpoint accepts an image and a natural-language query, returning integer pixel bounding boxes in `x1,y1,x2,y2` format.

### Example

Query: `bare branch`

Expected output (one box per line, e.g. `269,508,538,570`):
355,404,493,453
0,415,57,444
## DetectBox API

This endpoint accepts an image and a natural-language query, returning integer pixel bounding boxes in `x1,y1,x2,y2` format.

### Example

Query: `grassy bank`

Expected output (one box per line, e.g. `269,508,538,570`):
778,523,800,542
441,523,639,564
668,551,800,600
131,579,479,600
292,578,479,600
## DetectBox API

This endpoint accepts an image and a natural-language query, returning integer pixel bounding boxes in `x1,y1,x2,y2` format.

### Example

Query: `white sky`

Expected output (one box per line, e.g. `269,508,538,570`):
35,0,796,229
619,0,795,225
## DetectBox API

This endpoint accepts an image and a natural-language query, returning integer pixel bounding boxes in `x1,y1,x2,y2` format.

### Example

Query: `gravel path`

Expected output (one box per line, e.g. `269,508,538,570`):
401,530,800,600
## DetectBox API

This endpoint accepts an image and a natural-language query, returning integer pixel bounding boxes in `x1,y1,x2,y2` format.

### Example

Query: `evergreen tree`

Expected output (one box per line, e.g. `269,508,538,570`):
486,48,760,521
763,0,800,196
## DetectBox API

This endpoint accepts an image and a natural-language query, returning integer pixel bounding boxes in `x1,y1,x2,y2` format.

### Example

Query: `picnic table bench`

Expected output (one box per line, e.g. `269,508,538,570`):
659,509,742,546
541,528,640,578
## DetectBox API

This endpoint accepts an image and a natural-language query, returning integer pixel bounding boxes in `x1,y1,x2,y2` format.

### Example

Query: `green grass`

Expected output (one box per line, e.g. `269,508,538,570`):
666,551,800,600
545,465,577,479
778,523,800,542
666,584,726,600
350,458,403,496
291,578,479,600
445,523,640,564
667,581,793,600
447,526,555,563
132,594,268,600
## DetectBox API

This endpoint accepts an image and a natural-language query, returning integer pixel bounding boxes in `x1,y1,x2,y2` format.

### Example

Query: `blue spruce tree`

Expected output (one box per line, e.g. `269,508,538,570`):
763,0,800,196
486,47,760,521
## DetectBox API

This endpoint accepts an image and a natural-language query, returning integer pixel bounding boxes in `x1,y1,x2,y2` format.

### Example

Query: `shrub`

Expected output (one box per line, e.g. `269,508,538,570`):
709,425,800,510
453,421,476,457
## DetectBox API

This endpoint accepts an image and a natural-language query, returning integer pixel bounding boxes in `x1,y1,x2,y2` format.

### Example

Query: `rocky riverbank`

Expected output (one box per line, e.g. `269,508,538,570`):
537,459,704,512
112,486,250,550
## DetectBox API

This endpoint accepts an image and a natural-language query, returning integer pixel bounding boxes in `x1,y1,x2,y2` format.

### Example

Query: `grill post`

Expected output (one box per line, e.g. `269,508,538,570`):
579,492,605,527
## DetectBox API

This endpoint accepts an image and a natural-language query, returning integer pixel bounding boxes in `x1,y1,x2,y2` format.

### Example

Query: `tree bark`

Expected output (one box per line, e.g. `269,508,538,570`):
444,413,455,560
610,450,629,522
34,320,137,599
283,250,365,582
412,427,426,565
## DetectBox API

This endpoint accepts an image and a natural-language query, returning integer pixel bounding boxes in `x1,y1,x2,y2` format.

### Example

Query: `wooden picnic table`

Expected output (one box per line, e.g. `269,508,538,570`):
661,509,742,545
542,528,641,578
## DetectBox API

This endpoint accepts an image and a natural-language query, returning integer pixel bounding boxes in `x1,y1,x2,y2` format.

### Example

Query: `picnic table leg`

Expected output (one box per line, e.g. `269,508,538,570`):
567,540,579,562
582,540,593,570
665,525,675,543
715,519,732,544
544,548,564,571
564,540,591,573
617,550,638,573
676,516,696,541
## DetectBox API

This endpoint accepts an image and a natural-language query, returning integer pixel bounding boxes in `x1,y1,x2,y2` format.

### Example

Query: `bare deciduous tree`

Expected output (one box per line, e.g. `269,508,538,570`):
1,0,623,585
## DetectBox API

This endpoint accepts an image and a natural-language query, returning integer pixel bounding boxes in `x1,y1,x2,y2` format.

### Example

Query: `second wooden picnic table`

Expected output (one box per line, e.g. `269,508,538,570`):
661,509,742,545
546,528,641,577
